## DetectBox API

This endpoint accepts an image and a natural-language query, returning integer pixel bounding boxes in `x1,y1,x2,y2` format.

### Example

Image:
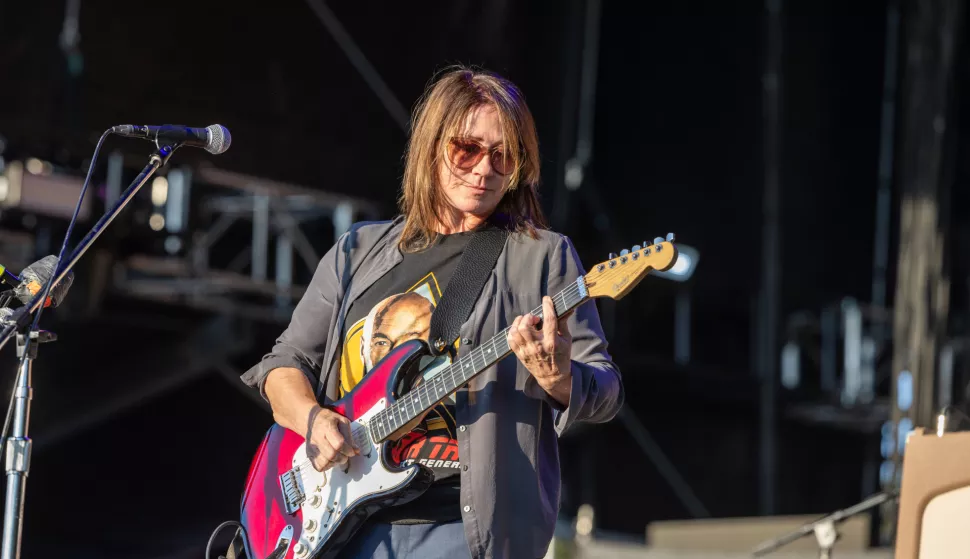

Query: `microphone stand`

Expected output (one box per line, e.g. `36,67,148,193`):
0,143,177,353
751,490,898,559
0,142,180,559
1,330,55,559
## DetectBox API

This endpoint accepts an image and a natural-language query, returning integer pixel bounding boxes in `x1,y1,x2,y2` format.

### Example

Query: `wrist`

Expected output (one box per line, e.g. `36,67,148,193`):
540,368,572,408
279,400,318,437
265,367,322,436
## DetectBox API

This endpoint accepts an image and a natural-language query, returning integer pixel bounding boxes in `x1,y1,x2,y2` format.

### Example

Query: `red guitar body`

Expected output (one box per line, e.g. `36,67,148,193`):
239,339,435,559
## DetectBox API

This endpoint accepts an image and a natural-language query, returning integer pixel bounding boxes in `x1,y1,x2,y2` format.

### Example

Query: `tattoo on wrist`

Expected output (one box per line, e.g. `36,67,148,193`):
306,405,323,462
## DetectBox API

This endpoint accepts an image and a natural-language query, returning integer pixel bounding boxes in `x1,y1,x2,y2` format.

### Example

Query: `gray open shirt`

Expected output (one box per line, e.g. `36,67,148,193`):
242,216,623,559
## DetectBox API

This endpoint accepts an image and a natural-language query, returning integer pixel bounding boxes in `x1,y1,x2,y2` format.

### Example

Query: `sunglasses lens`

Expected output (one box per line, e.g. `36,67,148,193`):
491,151,513,175
449,139,514,175
449,140,484,170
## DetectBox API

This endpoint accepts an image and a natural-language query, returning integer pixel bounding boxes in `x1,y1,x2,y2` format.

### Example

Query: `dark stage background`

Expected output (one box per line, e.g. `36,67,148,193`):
1,0,970,557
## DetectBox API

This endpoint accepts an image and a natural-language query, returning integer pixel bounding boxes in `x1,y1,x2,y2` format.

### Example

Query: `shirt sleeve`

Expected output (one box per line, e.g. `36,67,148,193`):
240,232,348,400
523,234,625,436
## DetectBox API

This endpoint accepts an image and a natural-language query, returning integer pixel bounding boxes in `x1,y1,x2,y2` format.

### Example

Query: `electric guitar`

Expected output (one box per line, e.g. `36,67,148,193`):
238,234,679,559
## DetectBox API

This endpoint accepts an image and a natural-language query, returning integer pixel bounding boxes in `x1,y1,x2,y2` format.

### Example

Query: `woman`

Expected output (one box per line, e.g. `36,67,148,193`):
242,66,623,559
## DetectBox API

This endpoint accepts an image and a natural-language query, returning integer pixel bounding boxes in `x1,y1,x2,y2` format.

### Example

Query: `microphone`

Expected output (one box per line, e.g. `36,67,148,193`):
1,256,75,309
110,124,231,155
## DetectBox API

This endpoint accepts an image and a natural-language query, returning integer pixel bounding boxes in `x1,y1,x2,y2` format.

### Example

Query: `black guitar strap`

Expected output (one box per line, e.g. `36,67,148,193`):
428,225,509,356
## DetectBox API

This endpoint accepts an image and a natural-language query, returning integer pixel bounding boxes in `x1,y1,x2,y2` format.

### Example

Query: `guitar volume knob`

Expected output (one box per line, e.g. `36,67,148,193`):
309,494,323,508
294,542,308,557
305,519,318,533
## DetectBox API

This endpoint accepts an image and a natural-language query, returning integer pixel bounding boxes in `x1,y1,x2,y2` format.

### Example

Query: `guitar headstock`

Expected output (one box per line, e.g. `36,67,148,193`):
583,233,679,300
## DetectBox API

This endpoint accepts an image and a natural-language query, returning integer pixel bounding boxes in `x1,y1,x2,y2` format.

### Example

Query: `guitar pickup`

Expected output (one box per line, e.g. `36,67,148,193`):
280,468,306,515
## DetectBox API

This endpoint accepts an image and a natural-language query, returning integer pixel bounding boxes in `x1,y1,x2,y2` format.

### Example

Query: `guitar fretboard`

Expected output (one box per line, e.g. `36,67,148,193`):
368,276,589,442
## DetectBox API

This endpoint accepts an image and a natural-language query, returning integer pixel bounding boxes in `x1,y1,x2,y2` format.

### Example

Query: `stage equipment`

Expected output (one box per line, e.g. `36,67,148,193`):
0,123,230,559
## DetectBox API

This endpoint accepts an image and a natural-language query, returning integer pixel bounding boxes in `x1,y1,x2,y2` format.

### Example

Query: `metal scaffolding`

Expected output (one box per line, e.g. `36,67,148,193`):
113,163,381,322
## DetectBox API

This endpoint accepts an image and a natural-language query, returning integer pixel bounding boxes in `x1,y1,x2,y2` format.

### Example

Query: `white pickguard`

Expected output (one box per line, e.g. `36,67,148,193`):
287,398,419,558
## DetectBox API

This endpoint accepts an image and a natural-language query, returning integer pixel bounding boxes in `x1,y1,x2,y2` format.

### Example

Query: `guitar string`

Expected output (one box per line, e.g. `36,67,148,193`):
287,278,591,475
374,280,585,433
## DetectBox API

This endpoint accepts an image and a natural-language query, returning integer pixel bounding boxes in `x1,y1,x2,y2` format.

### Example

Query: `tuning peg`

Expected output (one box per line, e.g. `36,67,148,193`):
620,249,629,256
632,244,641,251
653,237,663,244
666,232,675,242
608,253,617,260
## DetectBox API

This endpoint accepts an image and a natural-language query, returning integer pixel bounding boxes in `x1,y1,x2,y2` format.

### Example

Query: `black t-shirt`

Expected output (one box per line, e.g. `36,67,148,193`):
337,231,472,523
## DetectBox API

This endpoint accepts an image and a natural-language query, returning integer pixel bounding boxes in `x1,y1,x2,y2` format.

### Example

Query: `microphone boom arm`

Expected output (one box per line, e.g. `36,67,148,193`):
0,143,177,349
752,490,898,557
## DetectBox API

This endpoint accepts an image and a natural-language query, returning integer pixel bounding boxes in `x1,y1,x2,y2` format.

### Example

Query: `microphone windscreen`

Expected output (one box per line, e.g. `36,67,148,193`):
14,255,74,308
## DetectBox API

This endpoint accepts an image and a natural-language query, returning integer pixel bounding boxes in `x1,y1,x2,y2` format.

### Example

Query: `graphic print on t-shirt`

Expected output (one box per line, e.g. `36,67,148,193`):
338,272,461,480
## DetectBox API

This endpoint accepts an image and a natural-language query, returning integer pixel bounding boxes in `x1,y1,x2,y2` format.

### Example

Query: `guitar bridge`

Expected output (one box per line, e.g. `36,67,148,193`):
280,468,306,515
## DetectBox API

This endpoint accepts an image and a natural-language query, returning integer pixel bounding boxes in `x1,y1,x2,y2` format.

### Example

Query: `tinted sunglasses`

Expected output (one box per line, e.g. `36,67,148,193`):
447,138,515,176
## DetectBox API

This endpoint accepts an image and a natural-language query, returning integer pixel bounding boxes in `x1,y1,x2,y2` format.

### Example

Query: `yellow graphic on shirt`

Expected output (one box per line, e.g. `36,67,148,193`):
339,272,457,398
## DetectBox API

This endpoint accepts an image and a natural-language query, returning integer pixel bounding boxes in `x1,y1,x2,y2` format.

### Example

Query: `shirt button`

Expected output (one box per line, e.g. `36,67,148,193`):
458,425,466,432
463,505,471,513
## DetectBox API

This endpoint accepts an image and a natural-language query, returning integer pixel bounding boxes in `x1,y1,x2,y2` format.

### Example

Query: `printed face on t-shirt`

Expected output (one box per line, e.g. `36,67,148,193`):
360,292,434,371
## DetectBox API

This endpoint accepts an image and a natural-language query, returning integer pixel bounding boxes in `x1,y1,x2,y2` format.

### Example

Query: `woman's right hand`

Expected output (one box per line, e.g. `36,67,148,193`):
305,405,360,472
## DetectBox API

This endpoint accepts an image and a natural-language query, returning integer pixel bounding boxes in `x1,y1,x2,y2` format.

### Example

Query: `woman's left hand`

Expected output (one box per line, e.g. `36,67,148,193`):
508,296,573,407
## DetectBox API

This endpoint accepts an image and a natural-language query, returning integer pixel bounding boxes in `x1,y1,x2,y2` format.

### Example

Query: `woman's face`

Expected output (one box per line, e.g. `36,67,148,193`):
436,104,511,229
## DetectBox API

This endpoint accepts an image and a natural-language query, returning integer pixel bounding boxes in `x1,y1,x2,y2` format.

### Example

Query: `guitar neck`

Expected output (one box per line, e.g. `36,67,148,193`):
370,276,590,442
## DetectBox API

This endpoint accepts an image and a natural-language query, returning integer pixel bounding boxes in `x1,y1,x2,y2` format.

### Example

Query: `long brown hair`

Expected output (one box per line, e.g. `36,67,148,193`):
398,66,547,252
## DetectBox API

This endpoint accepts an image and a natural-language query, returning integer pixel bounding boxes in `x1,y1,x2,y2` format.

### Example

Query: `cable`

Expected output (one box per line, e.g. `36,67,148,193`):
302,0,409,133
205,520,244,559
0,129,111,460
